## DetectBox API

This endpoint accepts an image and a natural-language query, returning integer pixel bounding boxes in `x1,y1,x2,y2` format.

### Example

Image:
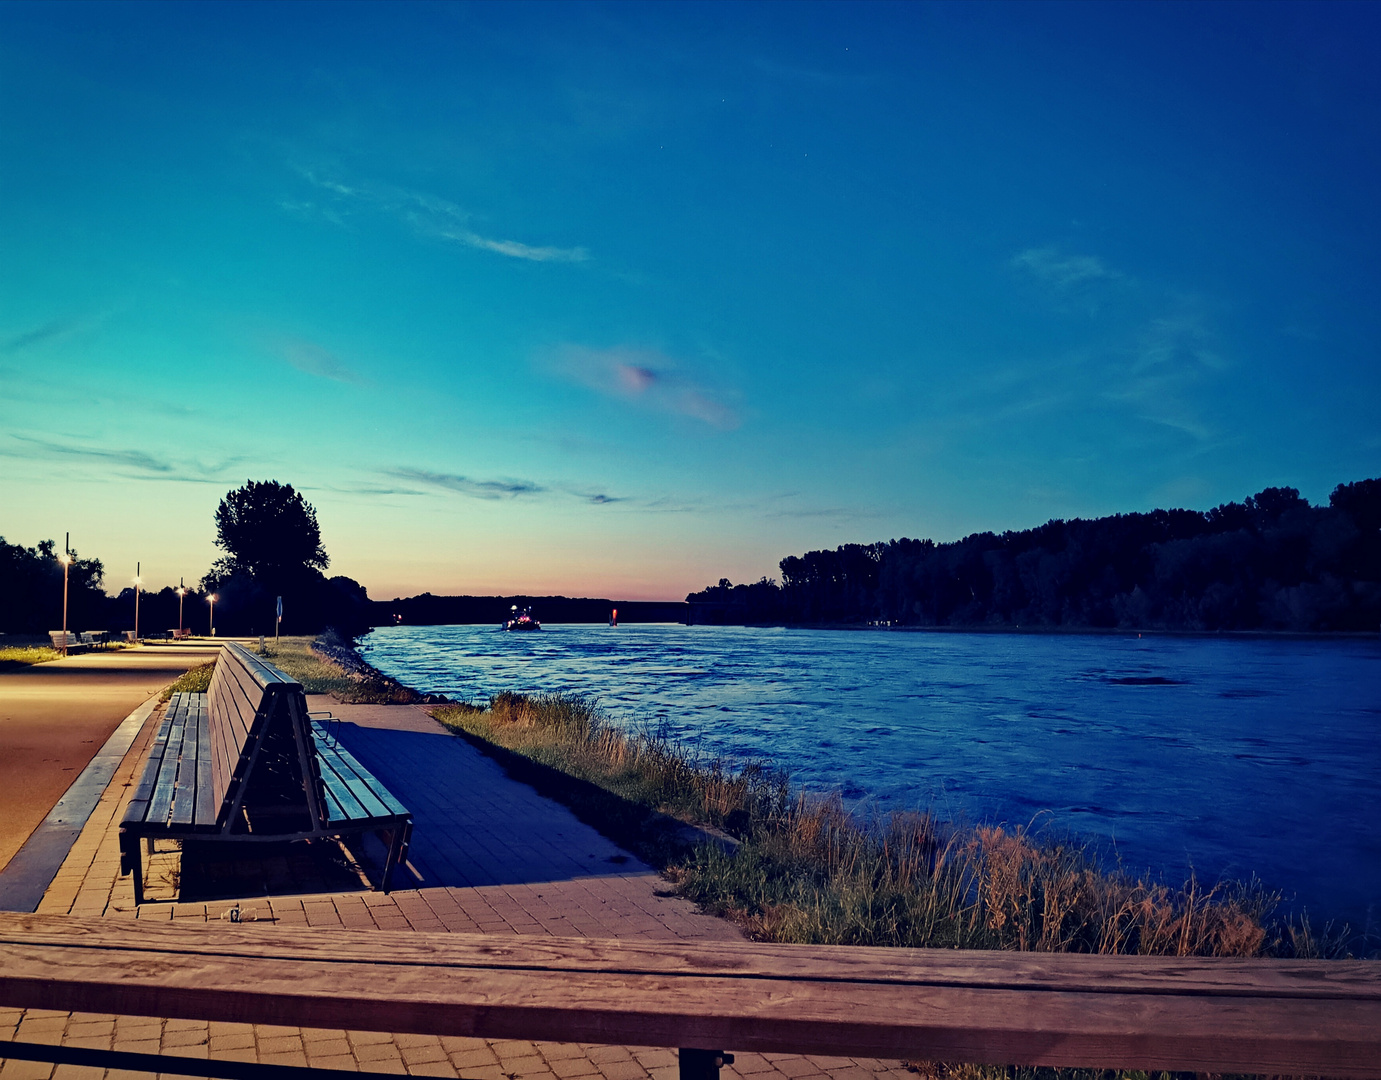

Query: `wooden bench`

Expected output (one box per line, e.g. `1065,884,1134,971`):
0,913,1378,1078
119,641,412,905
47,631,86,653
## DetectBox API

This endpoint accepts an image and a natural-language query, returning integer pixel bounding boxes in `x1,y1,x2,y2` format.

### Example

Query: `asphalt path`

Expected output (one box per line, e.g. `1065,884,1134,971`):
0,641,222,871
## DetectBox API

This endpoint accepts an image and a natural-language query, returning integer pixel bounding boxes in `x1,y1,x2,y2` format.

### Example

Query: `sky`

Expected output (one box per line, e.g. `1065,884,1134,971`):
2,1,1379,602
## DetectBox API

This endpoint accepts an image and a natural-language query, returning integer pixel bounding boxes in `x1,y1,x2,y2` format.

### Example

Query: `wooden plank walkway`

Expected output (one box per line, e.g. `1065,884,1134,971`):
1,911,1379,1077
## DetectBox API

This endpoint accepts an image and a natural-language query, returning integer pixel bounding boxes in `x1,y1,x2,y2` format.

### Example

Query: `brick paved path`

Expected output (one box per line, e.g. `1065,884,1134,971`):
0,698,915,1080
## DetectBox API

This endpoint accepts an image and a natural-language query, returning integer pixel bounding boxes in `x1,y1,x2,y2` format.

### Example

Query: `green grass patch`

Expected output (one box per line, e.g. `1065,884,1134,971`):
0,645,60,669
433,691,1356,963
255,634,418,704
161,661,216,702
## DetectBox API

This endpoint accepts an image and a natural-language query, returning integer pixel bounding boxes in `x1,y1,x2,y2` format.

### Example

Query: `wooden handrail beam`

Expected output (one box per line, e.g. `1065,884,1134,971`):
1,913,1378,1076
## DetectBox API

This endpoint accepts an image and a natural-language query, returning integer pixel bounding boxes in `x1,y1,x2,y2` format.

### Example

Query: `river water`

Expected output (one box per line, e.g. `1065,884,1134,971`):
359,623,1381,934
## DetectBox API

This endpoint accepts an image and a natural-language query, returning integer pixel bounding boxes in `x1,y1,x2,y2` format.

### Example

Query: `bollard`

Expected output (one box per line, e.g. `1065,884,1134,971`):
679,1049,734,1080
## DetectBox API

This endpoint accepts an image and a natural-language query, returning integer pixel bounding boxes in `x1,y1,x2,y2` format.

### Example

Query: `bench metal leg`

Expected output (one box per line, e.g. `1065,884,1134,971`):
379,822,410,893
119,832,146,907
679,1049,734,1080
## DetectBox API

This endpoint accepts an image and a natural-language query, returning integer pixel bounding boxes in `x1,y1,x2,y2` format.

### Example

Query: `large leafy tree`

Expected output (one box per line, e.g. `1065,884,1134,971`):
211,480,328,588
0,537,106,632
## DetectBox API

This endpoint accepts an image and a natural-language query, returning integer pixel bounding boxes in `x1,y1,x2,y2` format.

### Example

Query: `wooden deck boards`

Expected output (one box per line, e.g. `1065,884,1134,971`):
0,913,1377,1076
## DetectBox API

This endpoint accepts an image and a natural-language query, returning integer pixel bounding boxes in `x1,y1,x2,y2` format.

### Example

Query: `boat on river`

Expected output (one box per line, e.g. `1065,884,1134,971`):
503,605,541,631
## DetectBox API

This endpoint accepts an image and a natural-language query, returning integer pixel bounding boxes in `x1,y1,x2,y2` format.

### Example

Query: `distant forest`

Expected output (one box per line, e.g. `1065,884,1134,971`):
688,479,1381,633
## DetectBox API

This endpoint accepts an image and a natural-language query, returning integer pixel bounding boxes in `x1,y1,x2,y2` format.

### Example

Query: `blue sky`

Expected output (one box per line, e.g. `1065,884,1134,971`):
3,1,1378,600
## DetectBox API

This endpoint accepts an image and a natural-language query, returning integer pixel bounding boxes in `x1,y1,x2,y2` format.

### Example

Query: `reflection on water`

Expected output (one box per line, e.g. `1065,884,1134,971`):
361,623,1381,932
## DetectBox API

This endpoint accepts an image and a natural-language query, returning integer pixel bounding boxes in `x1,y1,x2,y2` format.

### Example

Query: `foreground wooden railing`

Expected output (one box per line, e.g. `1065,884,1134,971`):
0,912,1378,1078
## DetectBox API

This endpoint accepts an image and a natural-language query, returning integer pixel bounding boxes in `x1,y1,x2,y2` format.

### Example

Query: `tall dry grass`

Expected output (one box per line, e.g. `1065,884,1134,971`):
434,691,1355,962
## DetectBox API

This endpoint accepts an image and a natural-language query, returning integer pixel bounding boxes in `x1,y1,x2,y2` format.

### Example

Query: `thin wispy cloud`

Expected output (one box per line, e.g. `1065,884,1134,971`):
1012,247,1122,291
388,468,546,500
915,288,1230,457
3,435,240,481
296,169,588,263
389,467,630,507
3,318,82,354
549,344,741,429
1106,312,1225,442
276,338,367,385
557,485,627,505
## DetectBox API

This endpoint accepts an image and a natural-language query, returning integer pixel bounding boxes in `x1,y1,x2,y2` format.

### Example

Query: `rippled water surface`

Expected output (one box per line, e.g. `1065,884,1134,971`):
361,623,1381,931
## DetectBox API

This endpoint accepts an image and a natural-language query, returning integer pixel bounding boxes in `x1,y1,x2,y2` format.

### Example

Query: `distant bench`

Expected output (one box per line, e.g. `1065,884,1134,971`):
47,632,88,653
119,641,412,905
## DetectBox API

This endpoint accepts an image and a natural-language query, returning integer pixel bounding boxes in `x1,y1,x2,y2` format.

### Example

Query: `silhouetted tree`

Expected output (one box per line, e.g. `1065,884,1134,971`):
0,537,107,633
211,480,328,589
200,480,369,636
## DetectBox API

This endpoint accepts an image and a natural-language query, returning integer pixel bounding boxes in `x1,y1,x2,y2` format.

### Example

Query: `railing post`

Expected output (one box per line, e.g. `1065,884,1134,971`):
679,1049,734,1080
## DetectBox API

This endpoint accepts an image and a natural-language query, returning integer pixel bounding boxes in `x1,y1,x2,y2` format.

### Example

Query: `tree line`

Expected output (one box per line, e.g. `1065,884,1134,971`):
1,480,372,637
687,479,1381,632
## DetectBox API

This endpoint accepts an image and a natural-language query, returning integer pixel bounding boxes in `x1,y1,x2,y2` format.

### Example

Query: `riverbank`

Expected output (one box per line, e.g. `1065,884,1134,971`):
432,691,1360,960
255,632,440,703
327,631,1373,956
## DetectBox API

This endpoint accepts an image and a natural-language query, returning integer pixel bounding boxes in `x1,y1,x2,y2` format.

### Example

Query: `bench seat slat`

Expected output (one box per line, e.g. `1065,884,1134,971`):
194,702,216,827
144,715,187,827
128,715,174,808
169,702,199,826
312,726,409,819
313,747,393,822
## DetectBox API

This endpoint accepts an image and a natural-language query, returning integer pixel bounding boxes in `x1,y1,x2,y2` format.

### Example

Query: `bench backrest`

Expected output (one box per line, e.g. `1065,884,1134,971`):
207,642,322,831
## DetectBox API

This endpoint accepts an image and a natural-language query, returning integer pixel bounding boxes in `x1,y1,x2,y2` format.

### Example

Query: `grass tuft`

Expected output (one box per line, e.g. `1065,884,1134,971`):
0,645,60,669
161,661,215,702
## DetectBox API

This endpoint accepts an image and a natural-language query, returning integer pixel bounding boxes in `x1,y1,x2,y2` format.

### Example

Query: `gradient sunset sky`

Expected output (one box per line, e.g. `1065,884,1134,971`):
3,1,1379,600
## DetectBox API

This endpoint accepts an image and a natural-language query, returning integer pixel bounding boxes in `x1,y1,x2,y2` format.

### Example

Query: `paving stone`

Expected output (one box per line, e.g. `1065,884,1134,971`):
306,1052,360,1070
407,1062,460,1078
355,1041,407,1064
49,1066,104,1080
257,1035,305,1055
547,1055,602,1078
584,1046,634,1065
593,1059,649,1080
450,1048,502,1069
257,1049,310,1067
400,1041,450,1066
208,1034,257,1052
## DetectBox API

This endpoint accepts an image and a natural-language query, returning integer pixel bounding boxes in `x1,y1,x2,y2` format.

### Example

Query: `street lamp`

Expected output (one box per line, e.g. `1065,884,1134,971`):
133,562,142,643
177,577,186,635
58,547,72,655
208,593,217,637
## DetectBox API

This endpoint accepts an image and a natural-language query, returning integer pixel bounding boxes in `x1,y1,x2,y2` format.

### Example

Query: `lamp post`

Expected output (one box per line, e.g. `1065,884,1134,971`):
58,546,72,655
208,594,217,637
177,578,185,635
133,562,142,643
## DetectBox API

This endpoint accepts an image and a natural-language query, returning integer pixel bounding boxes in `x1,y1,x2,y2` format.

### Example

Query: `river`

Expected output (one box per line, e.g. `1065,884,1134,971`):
359,623,1381,936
